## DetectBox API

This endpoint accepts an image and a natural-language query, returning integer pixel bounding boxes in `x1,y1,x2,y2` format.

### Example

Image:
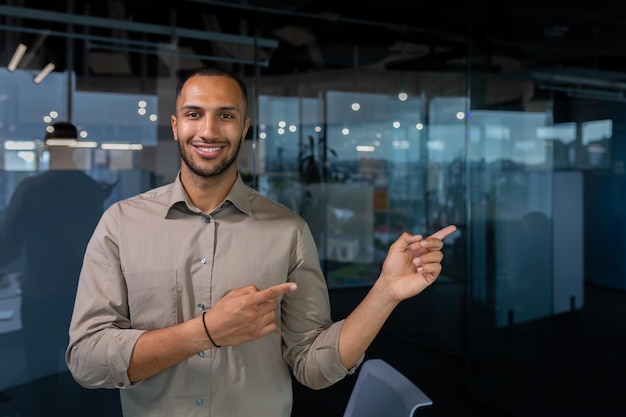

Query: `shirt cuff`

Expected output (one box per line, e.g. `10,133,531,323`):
110,329,146,389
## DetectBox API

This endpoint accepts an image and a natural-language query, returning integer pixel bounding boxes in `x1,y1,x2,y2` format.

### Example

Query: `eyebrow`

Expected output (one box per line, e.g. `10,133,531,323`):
179,104,241,114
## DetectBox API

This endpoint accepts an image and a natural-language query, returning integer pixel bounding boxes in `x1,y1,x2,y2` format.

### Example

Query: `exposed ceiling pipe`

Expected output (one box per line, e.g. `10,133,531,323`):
0,5,278,48
183,0,458,38
20,30,50,69
0,22,272,68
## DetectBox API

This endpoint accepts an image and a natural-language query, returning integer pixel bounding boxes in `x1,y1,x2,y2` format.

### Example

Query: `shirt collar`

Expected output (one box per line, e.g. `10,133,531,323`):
227,174,253,216
166,171,253,218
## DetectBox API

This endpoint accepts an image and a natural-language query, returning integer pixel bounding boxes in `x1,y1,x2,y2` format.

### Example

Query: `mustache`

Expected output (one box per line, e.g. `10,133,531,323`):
189,139,225,145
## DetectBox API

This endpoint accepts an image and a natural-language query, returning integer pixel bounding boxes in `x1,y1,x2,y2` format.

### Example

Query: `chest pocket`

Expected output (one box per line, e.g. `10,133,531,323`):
125,269,178,329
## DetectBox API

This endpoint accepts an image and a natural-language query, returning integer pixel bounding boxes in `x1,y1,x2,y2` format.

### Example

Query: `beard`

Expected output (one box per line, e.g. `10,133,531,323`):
178,136,243,179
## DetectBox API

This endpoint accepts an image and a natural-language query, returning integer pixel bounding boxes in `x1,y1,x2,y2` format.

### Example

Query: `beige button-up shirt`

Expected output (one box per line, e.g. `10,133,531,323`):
67,173,359,417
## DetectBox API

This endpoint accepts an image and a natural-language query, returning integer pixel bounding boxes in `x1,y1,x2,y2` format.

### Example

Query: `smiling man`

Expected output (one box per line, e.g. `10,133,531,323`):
66,66,457,417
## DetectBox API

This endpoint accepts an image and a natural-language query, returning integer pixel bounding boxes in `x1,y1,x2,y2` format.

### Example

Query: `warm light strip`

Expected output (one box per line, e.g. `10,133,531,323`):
45,139,77,146
8,43,27,72
101,143,144,150
33,62,55,84
4,140,36,150
69,141,98,148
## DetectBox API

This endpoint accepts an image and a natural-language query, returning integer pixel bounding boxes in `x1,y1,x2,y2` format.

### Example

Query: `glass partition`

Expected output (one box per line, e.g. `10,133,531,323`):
1,2,625,417
468,109,555,327
0,68,158,403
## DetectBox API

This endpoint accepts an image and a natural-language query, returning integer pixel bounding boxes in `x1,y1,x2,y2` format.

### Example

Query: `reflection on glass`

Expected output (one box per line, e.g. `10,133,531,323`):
0,148,111,395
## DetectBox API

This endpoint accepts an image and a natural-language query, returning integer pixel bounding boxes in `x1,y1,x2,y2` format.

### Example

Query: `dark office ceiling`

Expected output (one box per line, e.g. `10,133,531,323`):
3,0,626,83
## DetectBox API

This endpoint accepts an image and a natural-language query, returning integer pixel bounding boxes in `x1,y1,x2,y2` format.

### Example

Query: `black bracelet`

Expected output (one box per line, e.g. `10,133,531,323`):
202,311,221,348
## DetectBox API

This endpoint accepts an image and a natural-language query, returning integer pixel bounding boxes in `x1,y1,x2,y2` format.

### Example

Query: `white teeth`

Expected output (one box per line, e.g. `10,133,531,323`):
197,146,220,152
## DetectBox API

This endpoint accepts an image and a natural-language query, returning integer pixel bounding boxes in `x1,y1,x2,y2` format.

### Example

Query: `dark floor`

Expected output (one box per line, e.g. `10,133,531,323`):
1,282,625,417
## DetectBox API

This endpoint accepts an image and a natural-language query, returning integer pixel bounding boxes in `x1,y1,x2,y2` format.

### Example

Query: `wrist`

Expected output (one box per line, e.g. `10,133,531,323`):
201,311,221,348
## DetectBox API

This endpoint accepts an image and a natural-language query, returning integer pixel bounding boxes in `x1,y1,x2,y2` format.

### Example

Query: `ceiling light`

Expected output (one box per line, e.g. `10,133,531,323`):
8,43,27,72
69,141,98,148
4,140,36,151
101,143,143,150
45,139,77,146
33,62,55,84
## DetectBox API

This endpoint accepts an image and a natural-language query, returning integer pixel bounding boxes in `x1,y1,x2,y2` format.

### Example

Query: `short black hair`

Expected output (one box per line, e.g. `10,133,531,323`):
174,66,249,115
45,121,78,140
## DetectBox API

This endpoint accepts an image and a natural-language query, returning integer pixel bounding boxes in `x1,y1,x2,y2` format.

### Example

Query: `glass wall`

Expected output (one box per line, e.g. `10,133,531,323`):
1,1,624,416
464,16,619,417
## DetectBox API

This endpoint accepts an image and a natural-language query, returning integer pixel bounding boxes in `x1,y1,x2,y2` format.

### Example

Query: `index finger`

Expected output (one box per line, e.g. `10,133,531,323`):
256,282,298,302
429,224,458,240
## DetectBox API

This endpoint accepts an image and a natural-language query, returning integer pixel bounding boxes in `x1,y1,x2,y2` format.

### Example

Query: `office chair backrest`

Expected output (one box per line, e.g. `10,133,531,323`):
342,358,433,417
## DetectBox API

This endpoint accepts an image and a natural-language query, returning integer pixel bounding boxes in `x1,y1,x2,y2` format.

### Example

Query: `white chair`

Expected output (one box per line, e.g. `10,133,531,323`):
343,358,433,417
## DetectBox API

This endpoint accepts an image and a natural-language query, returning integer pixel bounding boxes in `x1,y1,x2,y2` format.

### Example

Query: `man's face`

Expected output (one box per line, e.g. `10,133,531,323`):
171,75,250,179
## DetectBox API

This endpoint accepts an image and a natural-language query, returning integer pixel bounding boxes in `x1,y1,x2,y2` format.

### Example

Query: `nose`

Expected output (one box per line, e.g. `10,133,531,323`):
200,116,219,138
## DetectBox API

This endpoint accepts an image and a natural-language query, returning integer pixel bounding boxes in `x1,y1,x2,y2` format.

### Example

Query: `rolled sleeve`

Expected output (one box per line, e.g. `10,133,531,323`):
66,204,143,389
281,224,364,389
67,327,145,389
311,320,364,376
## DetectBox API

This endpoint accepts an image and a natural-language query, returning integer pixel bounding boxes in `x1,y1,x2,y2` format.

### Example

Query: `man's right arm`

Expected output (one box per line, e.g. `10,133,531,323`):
126,282,297,382
67,204,297,387
66,205,213,388
66,205,143,388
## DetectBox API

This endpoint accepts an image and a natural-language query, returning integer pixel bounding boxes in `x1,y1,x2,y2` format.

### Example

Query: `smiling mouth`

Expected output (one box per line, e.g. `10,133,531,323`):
191,141,224,152
195,145,222,152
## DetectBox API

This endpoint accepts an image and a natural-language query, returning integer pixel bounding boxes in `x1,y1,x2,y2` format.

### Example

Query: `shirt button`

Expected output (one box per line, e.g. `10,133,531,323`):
196,399,204,406
201,258,207,265
205,217,211,223
198,303,205,310
198,351,205,358
118,382,123,387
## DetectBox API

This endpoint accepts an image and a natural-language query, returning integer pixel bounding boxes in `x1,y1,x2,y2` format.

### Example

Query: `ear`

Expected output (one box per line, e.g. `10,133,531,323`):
242,115,251,139
171,114,179,142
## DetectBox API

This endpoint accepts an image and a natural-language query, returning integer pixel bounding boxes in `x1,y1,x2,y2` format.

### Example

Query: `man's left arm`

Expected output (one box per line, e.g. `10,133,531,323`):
338,225,457,369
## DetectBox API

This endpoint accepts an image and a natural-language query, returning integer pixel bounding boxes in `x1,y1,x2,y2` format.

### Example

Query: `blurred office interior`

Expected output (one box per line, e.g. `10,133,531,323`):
0,1,625,416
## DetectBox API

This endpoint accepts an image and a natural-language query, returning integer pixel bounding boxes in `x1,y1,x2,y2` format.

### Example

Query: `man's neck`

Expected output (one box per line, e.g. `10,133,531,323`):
180,168,237,213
